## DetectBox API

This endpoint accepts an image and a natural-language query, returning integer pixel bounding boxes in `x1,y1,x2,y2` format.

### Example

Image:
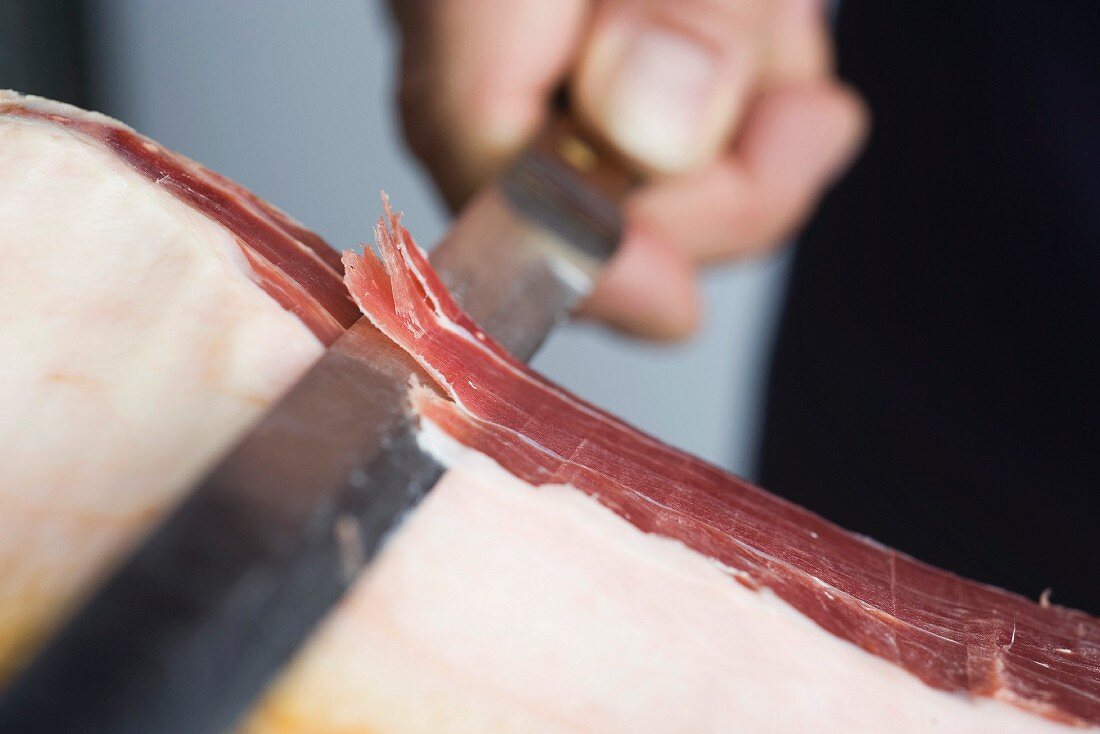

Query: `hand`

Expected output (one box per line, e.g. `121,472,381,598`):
390,0,868,340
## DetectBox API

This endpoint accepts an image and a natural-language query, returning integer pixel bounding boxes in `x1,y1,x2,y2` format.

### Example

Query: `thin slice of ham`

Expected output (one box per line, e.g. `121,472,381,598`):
1,92,1097,732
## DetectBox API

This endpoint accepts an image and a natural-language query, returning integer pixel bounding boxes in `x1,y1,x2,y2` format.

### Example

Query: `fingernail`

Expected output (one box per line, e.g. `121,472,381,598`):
600,29,725,173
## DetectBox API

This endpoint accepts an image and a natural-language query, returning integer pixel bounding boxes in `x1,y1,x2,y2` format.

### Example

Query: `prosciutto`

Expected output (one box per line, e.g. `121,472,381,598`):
0,91,353,681
1,91,1098,732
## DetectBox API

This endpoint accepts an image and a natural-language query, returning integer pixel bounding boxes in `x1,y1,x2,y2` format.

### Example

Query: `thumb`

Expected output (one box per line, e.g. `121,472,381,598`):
573,0,766,174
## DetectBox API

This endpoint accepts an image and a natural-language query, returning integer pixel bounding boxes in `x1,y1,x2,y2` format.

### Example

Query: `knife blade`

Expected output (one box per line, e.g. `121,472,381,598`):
0,113,635,734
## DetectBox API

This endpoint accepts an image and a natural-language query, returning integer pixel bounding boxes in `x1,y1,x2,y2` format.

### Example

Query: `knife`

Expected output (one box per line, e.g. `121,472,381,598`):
0,112,636,734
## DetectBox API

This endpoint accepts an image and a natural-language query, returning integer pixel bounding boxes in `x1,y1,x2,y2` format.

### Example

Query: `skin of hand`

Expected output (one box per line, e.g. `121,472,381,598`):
389,0,869,340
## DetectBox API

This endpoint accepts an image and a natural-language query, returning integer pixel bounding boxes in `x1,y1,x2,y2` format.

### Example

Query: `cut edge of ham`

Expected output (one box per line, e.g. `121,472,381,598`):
341,201,1100,728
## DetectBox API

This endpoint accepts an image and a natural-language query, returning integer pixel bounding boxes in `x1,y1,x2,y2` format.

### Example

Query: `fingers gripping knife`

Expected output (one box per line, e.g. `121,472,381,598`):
0,114,637,734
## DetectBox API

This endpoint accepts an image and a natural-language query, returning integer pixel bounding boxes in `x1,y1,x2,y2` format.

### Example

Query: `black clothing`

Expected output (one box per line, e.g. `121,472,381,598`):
760,2,1100,612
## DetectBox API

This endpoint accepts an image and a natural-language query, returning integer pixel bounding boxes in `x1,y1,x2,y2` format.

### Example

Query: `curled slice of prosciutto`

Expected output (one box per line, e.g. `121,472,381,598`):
1,92,1097,733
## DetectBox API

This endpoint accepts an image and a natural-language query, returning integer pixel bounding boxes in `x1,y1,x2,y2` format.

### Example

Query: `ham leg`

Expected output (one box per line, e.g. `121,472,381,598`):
1,92,1096,733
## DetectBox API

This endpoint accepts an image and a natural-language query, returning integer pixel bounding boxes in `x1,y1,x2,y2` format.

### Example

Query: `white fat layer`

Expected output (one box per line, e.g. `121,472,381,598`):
0,113,324,676
245,421,1081,733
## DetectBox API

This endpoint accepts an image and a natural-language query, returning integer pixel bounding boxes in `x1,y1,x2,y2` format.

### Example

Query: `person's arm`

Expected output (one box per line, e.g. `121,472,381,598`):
390,0,868,340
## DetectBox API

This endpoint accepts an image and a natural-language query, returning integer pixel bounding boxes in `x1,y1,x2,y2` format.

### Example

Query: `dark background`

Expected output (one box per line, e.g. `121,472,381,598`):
0,1,88,106
761,1,1100,612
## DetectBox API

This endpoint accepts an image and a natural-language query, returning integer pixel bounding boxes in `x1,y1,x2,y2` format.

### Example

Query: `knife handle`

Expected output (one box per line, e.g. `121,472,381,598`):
500,110,642,266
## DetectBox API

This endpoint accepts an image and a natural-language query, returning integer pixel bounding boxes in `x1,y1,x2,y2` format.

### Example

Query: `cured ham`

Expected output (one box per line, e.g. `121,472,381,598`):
247,208,1100,732
0,91,353,680
1,92,1098,732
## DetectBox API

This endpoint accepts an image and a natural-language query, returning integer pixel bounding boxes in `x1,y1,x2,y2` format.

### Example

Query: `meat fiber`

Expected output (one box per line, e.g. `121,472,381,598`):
1,92,1097,733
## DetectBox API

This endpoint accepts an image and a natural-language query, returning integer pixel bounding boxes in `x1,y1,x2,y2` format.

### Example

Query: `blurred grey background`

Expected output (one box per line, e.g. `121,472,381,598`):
3,0,790,475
